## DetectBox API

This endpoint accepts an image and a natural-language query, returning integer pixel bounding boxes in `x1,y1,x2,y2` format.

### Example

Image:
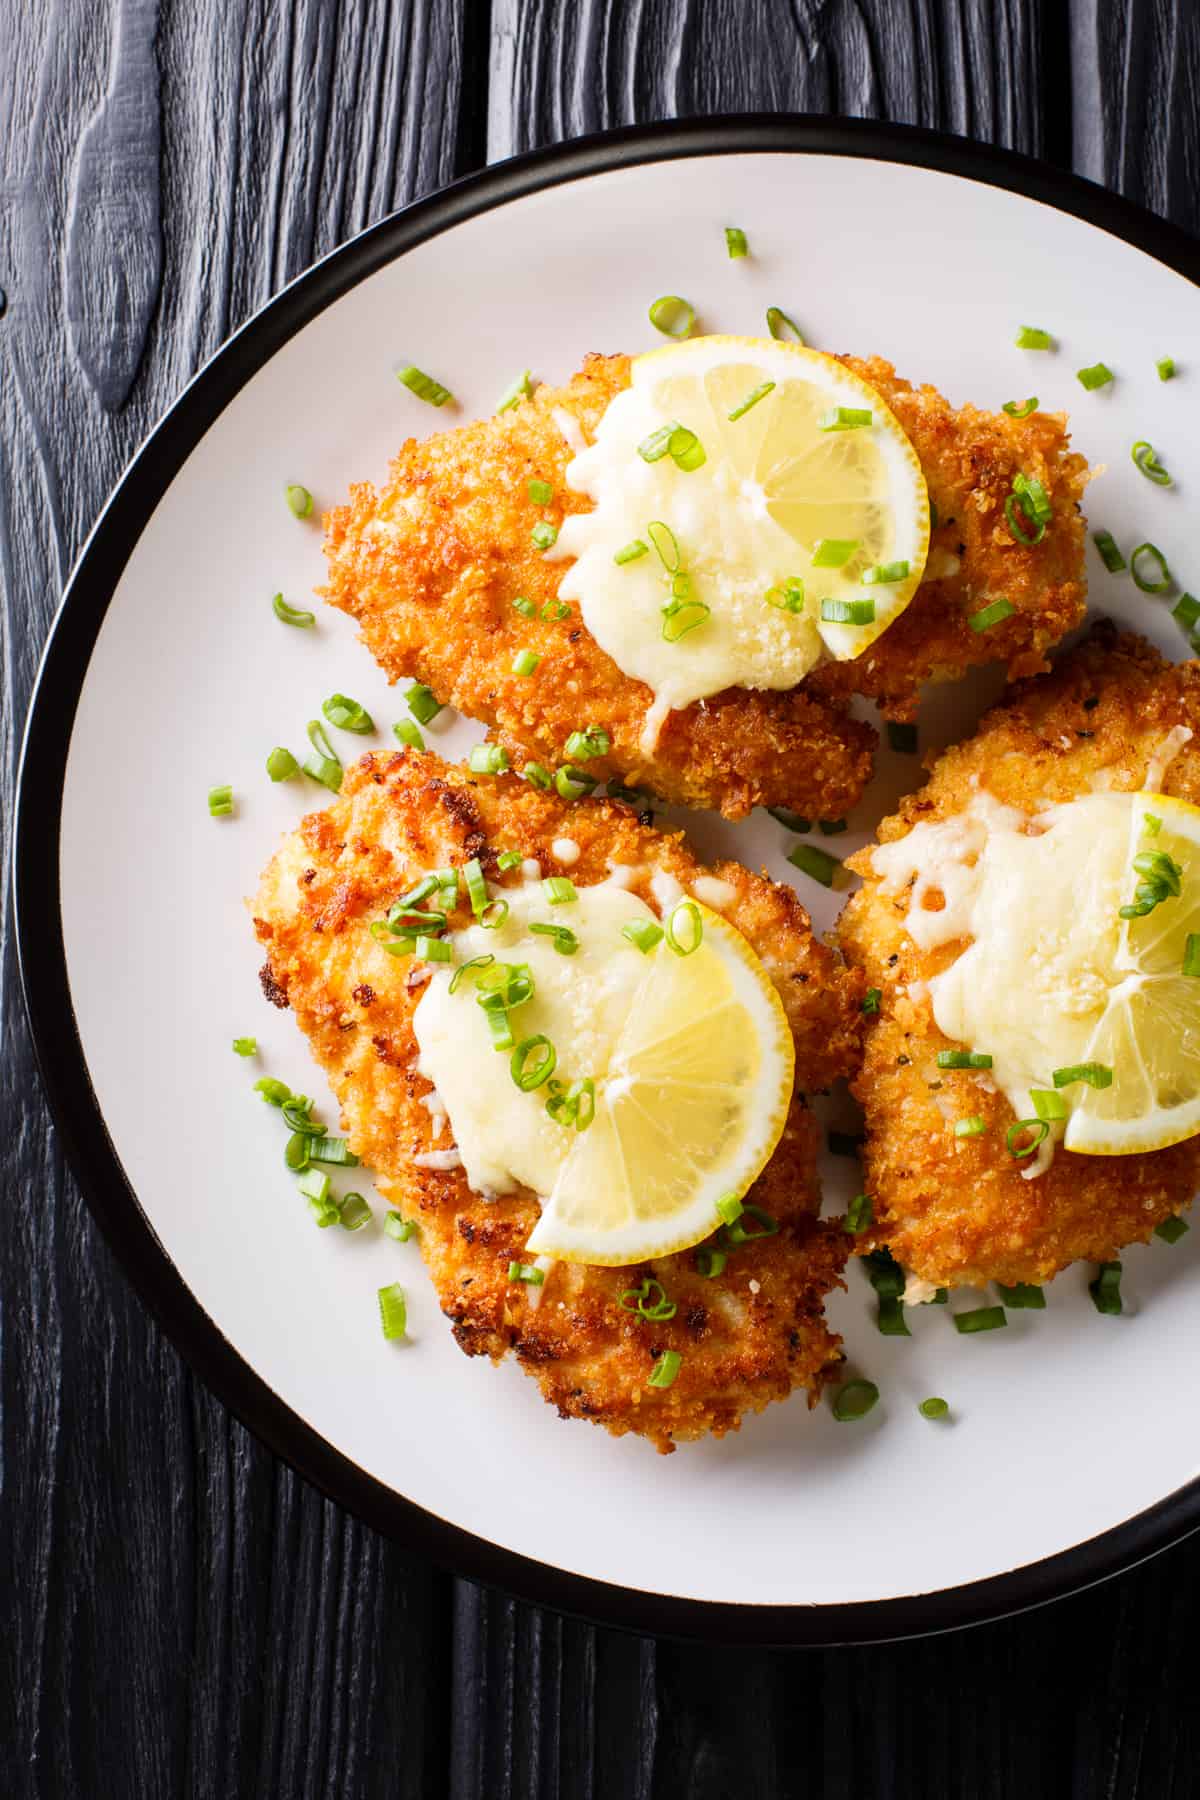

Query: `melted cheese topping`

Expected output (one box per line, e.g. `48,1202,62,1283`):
873,789,1135,1125
412,880,659,1198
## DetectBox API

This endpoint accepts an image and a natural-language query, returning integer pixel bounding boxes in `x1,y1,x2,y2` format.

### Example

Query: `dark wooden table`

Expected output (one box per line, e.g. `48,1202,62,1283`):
5,4,1200,1795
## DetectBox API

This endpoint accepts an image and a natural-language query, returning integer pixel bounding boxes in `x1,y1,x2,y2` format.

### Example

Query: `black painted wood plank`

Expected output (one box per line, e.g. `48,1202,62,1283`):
1073,0,1200,234
0,4,467,1797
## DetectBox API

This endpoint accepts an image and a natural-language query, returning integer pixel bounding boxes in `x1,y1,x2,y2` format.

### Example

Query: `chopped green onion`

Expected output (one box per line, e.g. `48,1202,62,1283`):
254,1077,292,1107
968,598,1016,633
811,538,857,568
1002,397,1038,418
285,484,314,518
486,1007,515,1051
887,721,918,754
1006,1118,1049,1158
469,744,509,775
266,746,300,781
542,602,569,624
768,809,812,833
398,365,451,406
284,1131,310,1172
820,598,875,625
297,1167,330,1205
405,683,441,725
615,539,649,564
832,1379,879,1421
1005,494,1046,546
339,1192,372,1232
661,596,710,641
508,1261,545,1285
787,843,840,887
728,380,775,421
764,579,806,613
542,875,577,905
448,953,494,995
554,763,594,802
1155,1215,1189,1243
377,1283,408,1339
392,719,424,751
528,478,553,505
621,919,663,954
845,1192,873,1235
1130,542,1172,594
1132,440,1172,486
479,898,509,930
1173,593,1200,632
323,692,374,734
1089,1261,1123,1316
820,406,873,432
665,899,703,956
511,1035,557,1091
1157,357,1176,381
937,1049,993,1069
647,1350,682,1389
531,521,558,550
954,1116,988,1139
232,1037,257,1057
695,1248,727,1279
954,1305,1007,1334
308,1137,361,1166
1077,363,1114,391
1184,934,1200,977
765,307,804,343
1015,325,1054,349
545,1075,595,1131
864,561,910,584
497,369,533,412
463,858,488,917
496,851,521,873
722,1205,779,1247
669,571,691,599
862,988,881,1014
877,1295,910,1337
995,1282,1046,1309
725,226,748,258
818,818,847,836
564,726,610,762
862,1249,903,1297
919,1397,949,1419
715,1193,744,1226
829,1130,865,1159
1030,1088,1068,1122
528,922,577,955
208,784,233,817
415,935,453,963
669,426,706,472
524,762,553,790
637,422,678,464
648,295,694,338
512,649,541,678
619,1277,677,1321
1093,529,1126,572
512,598,538,623
272,592,315,627
1052,1063,1113,1089
647,520,680,572
384,1212,418,1243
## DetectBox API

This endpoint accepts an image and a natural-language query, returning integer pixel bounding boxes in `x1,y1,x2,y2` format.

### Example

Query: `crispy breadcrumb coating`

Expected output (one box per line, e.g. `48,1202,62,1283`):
253,750,863,1451
837,625,1200,1290
322,353,1087,818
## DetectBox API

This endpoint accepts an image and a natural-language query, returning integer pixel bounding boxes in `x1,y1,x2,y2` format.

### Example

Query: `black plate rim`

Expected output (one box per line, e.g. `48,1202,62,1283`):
14,114,1200,1648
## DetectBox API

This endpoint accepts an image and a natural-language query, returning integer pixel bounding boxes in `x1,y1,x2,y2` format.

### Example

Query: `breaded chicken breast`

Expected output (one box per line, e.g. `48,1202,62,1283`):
322,353,1088,820
253,749,863,1451
837,625,1200,1290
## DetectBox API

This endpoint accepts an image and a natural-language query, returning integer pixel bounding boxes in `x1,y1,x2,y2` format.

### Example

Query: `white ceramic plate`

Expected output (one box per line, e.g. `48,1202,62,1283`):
17,120,1200,1644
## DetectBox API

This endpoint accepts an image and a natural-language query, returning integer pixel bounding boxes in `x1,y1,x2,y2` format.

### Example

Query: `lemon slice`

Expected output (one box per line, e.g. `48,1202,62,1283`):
1065,793,1200,1155
555,335,929,734
525,904,795,1265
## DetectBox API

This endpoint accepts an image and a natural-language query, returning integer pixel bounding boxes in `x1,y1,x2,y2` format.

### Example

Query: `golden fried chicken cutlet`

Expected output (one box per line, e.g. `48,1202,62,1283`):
837,625,1200,1291
322,353,1088,820
253,750,863,1451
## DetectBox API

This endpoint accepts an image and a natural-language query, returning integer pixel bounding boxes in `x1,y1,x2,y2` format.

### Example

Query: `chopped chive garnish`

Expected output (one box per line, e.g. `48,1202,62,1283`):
665,899,703,956
647,295,694,338
1077,363,1114,391
541,598,570,620
768,808,811,833
621,919,663,954
308,1136,361,1166
828,1130,864,1158
384,1212,418,1243
512,595,537,618
887,721,918,754
405,683,442,725
811,538,858,568
647,520,681,572
542,876,577,905
531,521,558,550
254,1077,292,1106
728,380,775,421
1132,440,1172,485
1173,593,1200,632
528,478,553,505
695,1248,727,1279
1089,1261,1123,1316
1157,357,1176,381
820,406,872,432
272,592,315,627
818,818,847,836
1002,397,1038,417
620,1278,677,1322
323,693,374,734
1015,325,1054,349
954,1305,1007,1334
232,1037,257,1057
954,1116,987,1139
1093,529,1126,572
918,1397,949,1419
995,1282,1046,1309
266,746,300,781
285,483,314,518
937,1050,993,1069
647,1350,682,1389
554,764,594,802
1006,1118,1049,1158
398,365,451,407
378,1283,408,1339
1155,1215,1190,1243
615,539,649,564
1052,1063,1113,1089
765,306,804,343
832,1379,879,1421
716,1193,744,1226
788,842,841,887
864,561,910,584
724,226,748,258
508,1261,545,1285
820,598,875,625
845,1192,873,1235
764,579,806,613
722,1205,779,1247
661,596,710,642
510,1034,557,1091
208,784,233,816
862,987,881,1014
1184,933,1200,977
968,598,1016,633
512,649,540,677
1030,1088,1068,1122
524,762,553,790
469,744,509,775
339,1193,372,1231
393,719,424,751
876,1295,910,1337
497,369,533,412
564,726,610,762
668,426,706,472
1130,542,1172,594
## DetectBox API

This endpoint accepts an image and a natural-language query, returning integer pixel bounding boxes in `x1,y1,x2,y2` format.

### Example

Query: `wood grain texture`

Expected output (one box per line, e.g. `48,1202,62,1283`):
4,1,1200,1797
